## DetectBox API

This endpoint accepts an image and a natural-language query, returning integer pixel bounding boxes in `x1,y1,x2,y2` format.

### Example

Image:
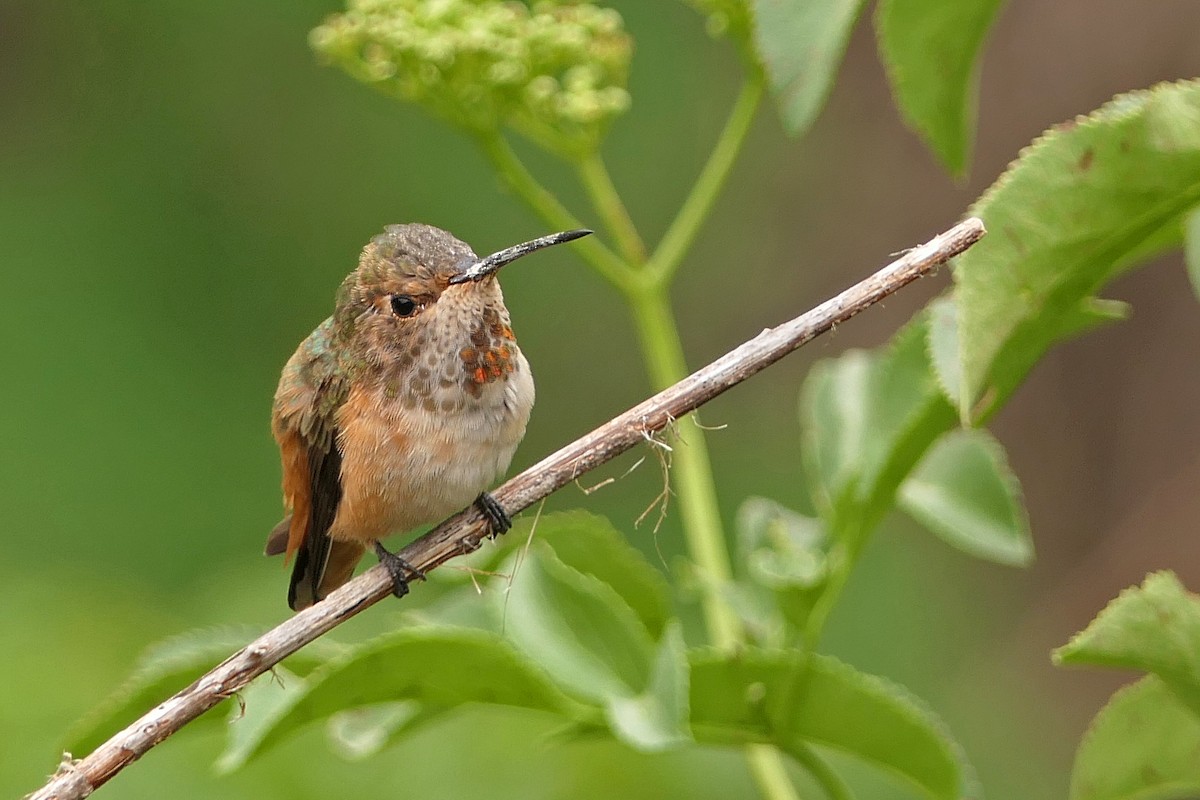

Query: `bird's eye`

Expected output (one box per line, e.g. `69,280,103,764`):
390,295,417,318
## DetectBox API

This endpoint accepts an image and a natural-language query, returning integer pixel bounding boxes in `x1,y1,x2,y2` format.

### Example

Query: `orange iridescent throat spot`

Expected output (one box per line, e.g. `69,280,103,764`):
460,313,516,389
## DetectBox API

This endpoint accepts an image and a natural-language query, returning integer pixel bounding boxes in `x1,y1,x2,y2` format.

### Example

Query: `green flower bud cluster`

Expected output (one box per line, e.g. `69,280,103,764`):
311,0,632,158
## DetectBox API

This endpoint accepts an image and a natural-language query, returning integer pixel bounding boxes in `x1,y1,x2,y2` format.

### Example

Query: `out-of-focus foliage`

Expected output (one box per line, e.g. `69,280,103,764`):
750,0,866,137
1183,206,1200,302
898,429,1032,567
953,80,1200,418
875,0,1005,176
79,513,977,799
66,629,346,756
1056,573,1200,799
1056,571,1200,714
680,0,1002,158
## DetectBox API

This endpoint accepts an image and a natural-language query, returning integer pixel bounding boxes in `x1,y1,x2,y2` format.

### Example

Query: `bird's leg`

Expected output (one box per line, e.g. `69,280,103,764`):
475,492,512,537
373,541,425,598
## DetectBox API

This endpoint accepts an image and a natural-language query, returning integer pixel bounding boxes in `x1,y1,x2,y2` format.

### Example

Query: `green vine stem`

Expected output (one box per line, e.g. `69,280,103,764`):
577,152,648,265
788,743,855,800
803,529,870,650
477,134,636,294
746,744,804,800
647,77,765,287
478,76,802,800
627,286,742,648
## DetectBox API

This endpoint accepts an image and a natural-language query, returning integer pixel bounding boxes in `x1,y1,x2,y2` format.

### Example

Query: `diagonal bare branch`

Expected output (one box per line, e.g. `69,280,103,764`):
28,217,985,800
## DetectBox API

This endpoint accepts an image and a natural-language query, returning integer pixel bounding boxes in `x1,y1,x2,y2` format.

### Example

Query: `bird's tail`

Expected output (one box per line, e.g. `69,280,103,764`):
288,536,366,611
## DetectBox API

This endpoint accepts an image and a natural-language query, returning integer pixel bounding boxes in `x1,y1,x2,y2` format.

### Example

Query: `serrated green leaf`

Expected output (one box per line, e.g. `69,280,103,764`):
898,428,1033,566
1055,571,1200,716
875,0,1004,175
734,497,828,640
955,80,1200,416
533,511,673,638
736,497,827,590
401,585,502,631
217,627,583,771
607,621,691,751
427,511,672,638
717,578,790,647
324,701,425,762
64,626,344,755
931,291,1119,424
1070,675,1200,800
690,650,976,800
217,665,308,774
751,0,867,137
800,350,872,521
1185,206,1200,303
498,541,656,704
1051,297,1131,341
926,296,962,412
800,311,958,542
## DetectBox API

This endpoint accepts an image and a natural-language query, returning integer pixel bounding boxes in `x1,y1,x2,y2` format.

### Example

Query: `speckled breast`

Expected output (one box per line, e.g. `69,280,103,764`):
330,310,535,543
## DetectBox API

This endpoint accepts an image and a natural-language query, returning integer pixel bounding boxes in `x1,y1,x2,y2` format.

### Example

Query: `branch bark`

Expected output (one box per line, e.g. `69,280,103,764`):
28,217,985,800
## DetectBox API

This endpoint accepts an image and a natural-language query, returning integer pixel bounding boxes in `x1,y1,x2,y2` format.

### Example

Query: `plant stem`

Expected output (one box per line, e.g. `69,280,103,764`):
746,744,804,800
486,77,809,800
577,153,648,265
647,77,764,287
789,744,854,800
802,539,857,650
477,134,636,294
628,286,741,648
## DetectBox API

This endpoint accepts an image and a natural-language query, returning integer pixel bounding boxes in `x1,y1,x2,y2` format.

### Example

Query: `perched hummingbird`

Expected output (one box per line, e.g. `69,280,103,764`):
265,223,591,610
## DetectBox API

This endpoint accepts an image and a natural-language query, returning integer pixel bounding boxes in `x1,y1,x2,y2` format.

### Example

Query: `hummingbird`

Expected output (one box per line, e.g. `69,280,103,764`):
264,223,591,610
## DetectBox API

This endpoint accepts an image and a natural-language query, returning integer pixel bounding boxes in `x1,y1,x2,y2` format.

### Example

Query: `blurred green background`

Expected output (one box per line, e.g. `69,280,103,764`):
4,1,1200,797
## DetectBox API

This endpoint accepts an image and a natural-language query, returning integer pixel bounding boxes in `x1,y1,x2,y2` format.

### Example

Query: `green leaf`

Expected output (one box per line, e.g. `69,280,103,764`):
64,626,344,756
1055,571,1200,716
929,293,1128,421
736,497,827,590
429,511,672,639
324,701,426,762
955,80,1200,416
801,349,872,520
734,497,828,638
875,0,1004,176
1070,676,1200,800
751,0,868,137
898,428,1033,566
926,296,963,411
1185,206,1200,303
532,511,673,638
606,621,692,750
690,650,976,799
800,311,958,541
217,665,309,774
497,543,694,751
217,627,583,770
498,541,656,704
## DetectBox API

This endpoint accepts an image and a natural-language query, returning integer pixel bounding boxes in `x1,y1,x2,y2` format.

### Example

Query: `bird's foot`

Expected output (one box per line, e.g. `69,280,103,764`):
475,492,512,537
373,541,425,599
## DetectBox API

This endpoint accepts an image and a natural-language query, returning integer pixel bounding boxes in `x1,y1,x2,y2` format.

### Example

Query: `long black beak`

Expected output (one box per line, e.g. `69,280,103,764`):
448,229,593,285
